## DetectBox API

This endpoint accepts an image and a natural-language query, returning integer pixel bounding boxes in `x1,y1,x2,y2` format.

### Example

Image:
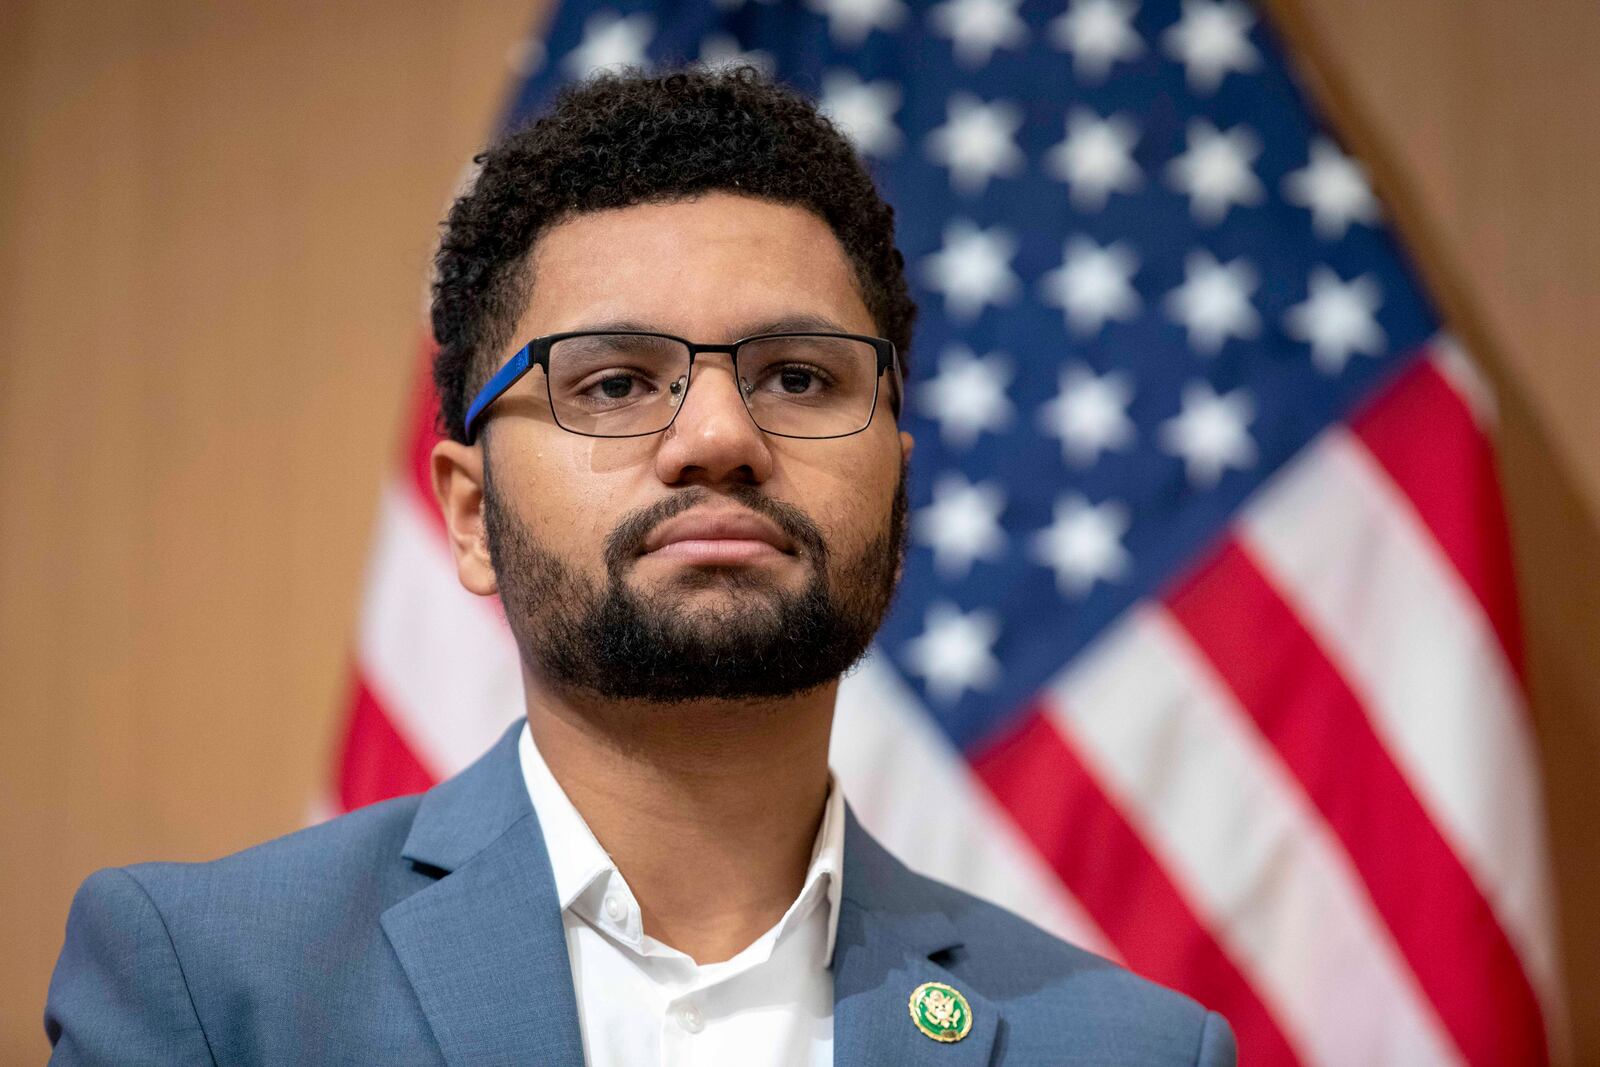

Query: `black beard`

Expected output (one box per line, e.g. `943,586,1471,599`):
482,464,908,703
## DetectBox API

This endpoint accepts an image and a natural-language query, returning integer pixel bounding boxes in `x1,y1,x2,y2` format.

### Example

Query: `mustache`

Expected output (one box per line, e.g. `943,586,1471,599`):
603,485,829,575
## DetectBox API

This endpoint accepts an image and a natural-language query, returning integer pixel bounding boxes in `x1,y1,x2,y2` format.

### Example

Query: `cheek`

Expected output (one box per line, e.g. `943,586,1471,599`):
495,437,634,562
807,447,902,556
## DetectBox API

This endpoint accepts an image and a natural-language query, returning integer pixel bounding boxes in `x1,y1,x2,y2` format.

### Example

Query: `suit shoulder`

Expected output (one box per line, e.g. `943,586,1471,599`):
920,876,1233,1062
120,792,426,918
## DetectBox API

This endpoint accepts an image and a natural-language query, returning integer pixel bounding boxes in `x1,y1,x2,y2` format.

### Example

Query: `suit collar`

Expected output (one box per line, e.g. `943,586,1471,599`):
383,721,586,1067
384,720,999,1066
834,807,1002,1064
398,720,531,874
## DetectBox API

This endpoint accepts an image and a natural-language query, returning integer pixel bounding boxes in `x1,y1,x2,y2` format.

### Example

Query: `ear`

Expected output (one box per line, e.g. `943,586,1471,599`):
899,429,915,463
431,438,498,597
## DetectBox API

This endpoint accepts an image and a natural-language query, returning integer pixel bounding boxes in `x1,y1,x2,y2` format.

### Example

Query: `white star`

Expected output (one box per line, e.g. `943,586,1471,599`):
698,33,775,77
1164,250,1260,354
914,473,1009,578
1031,495,1132,597
1050,0,1144,83
1285,267,1387,374
1038,364,1137,466
926,93,1026,196
901,601,1002,702
1160,381,1257,487
923,220,1021,321
563,11,655,79
818,70,903,158
1167,119,1264,225
808,0,907,47
1283,138,1380,239
1161,0,1259,94
1046,108,1143,211
917,345,1015,448
930,0,1029,67
1039,237,1142,336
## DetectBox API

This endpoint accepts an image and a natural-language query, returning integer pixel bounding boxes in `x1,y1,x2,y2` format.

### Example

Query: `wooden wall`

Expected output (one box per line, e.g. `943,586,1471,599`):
2,1,1595,1059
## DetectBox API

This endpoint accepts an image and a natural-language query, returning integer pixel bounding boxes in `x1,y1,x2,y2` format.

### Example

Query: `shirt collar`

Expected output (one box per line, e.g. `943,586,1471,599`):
516,720,846,964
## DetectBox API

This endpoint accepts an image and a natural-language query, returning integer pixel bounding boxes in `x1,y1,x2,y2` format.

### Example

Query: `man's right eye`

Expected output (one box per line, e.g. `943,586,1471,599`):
597,375,635,399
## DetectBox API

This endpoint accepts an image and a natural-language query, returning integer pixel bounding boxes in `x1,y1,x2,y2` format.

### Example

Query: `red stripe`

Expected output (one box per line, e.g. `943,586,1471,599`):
971,709,1303,1066
1167,540,1547,1066
1350,353,1525,678
404,338,447,537
335,668,438,812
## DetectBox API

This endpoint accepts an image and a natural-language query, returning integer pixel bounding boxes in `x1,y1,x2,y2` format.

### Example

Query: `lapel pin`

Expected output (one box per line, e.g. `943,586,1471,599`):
909,980,973,1043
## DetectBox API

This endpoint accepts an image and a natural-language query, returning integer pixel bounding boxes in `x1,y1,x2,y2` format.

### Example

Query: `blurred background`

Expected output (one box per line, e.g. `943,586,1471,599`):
2,0,1596,1061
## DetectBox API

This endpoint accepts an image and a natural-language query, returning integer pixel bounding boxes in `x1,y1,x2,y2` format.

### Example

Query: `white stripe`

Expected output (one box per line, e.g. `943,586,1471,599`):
1239,428,1561,1023
357,481,525,777
834,653,1117,961
1050,605,1463,1067
1427,334,1497,429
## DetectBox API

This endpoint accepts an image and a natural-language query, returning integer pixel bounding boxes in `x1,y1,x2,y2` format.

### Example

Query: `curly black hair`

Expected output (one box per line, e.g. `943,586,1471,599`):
429,65,917,443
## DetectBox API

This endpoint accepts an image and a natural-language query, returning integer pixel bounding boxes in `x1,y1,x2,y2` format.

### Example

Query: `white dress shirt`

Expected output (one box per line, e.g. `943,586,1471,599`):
517,723,844,1067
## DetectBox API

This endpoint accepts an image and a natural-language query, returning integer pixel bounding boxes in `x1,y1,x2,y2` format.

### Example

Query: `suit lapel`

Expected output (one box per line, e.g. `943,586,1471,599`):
379,729,1002,1065
380,723,586,1067
833,808,1001,1065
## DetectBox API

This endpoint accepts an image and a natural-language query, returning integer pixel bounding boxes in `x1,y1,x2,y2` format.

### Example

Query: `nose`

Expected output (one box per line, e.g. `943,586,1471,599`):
652,352,775,487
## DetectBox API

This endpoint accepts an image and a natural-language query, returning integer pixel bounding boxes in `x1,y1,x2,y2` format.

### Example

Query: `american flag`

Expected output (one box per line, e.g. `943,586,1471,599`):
331,1,1564,1062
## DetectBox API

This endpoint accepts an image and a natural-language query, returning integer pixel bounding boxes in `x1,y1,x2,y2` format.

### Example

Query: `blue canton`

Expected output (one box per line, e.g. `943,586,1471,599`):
503,0,1440,753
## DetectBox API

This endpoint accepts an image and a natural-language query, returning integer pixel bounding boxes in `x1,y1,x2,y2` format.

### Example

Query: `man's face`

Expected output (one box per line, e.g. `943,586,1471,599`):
474,193,913,702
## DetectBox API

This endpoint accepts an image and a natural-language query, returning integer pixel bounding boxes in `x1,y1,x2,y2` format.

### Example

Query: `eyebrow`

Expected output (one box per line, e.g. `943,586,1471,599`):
568,313,858,340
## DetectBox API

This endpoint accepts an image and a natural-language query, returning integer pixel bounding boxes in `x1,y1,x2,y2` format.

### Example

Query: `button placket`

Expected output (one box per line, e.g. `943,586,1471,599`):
674,1000,704,1034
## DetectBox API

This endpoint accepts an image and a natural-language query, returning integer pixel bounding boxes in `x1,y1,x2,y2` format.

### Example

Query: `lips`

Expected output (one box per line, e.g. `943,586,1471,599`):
640,507,797,561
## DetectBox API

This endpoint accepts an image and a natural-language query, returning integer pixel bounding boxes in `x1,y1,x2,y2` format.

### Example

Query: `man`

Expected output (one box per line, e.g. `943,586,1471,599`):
46,68,1235,1065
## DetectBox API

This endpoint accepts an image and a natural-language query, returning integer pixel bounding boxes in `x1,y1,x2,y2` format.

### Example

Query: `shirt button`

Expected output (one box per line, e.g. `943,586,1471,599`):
675,1003,704,1034
603,895,627,923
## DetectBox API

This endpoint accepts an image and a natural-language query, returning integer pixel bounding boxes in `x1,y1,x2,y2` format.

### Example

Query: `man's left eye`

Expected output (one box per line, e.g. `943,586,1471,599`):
778,368,815,394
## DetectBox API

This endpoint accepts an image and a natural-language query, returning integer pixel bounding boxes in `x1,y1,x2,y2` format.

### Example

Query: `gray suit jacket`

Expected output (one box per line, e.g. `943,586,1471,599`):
46,722,1235,1065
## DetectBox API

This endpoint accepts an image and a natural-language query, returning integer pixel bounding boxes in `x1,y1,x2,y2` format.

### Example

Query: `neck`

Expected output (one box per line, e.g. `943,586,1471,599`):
523,666,836,964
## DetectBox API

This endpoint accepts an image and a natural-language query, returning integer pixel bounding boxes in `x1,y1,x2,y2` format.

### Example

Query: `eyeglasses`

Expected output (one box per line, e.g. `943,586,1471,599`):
463,330,903,444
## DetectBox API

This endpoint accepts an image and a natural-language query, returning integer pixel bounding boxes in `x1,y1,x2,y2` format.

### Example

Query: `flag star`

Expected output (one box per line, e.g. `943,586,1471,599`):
1283,138,1381,239
914,473,1008,578
1039,237,1142,336
1038,364,1137,466
930,0,1029,67
819,70,903,158
563,11,655,79
808,0,907,47
1046,108,1143,211
922,220,1021,320
901,601,1002,702
917,345,1015,448
1285,267,1387,374
1031,495,1133,597
1159,381,1257,487
1161,0,1259,94
1164,250,1260,354
1049,0,1144,83
926,94,1026,196
698,33,775,77
1167,119,1264,225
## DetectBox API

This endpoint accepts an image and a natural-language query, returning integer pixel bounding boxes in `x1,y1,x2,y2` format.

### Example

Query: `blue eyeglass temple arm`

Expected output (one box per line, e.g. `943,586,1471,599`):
463,343,535,443
462,337,905,444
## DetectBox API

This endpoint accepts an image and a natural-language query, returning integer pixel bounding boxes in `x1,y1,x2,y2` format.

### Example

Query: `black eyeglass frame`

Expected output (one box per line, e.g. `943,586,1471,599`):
462,329,904,444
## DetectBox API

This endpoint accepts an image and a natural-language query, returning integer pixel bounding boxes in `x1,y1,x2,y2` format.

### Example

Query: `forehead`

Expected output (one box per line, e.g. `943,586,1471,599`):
517,192,875,337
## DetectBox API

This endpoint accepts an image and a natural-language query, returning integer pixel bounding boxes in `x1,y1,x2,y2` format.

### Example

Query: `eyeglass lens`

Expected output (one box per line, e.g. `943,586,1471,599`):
544,333,881,438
